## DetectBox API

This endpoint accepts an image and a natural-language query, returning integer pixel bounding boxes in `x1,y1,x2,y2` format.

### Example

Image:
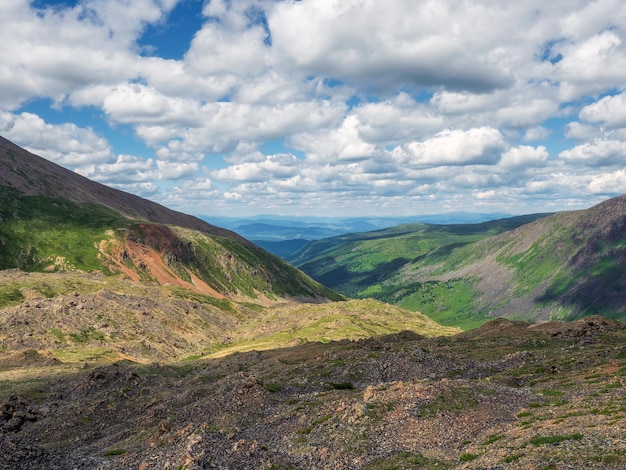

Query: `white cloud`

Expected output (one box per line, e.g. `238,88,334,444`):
559,0,626,40
224,191,243,201
565,122,602,141
185,11,270,78
524,172,587,195
155,160,198,180
579,93,626,129
474,190,497,200
76,154,155,183
354,94,444,144
524,126,552,142
291,115,377,163
431,91,502,115
555,30,626,100
0,112,113,165
166,100,346,155
103,83,203,127
270,0,518,93
76,153,198,185
499,146,549,169
559,140,626,166
588,169,626,194
392,128,506,167
212,154,299,182
496,99,559,128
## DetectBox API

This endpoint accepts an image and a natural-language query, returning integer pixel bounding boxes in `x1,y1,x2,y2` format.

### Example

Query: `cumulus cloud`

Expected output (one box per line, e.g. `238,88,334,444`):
588,169,626,194
76,154,155,183
579,93,626,129
0,112,113,165
291,115,377,163
559,140,626,166
431,91,502,115
270,0,516,93
555,30,626,100
565,122,602,141
162,100,346,155
499,145,549,169
496,99,559,128
2,0,626,216
212,153,299,182
392,128,506,168
354,94,444,144
524,126,552,142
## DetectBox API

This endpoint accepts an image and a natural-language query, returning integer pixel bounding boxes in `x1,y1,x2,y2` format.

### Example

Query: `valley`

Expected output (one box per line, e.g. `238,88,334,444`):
290,198,626,329
1,136,626,468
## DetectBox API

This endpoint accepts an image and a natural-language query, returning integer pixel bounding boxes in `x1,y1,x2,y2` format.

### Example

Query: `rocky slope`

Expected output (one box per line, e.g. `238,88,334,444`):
0,136,234,237
2,316,626,469
0,268,457,361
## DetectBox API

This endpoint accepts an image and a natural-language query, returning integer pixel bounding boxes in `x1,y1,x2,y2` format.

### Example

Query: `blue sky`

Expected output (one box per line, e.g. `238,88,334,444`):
1,0,626,217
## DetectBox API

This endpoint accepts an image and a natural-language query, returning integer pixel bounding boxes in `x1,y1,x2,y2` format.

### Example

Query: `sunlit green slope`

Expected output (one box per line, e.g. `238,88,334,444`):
292,198,626,329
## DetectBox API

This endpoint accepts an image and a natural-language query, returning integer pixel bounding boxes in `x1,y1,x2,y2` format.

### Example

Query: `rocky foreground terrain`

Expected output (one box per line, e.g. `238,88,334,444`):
2,316,626,469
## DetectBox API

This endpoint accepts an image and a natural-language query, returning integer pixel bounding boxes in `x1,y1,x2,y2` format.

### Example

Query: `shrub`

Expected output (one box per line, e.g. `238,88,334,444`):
328,381,354,390
529,433,582,446
459,452,480,462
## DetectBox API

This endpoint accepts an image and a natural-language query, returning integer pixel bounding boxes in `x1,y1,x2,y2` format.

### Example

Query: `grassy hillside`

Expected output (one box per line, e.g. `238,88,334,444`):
292,196,626,329
205,298,459,358
0,270,458,364
394,196,626,325
0,186,341,303
289,215,549,326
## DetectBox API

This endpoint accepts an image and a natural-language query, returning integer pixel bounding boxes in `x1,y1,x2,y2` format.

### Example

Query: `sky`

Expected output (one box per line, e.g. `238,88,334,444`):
1,0,626,218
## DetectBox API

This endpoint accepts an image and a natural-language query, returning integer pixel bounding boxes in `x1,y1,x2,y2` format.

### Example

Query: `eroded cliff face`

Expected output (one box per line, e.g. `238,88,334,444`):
97,224,225,299
93,222,335,305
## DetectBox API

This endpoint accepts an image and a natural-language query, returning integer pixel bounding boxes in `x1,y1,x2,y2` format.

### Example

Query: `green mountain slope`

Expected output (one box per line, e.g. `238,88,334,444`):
0,187,340,303
0,136,341,304
0,136,462,364
289,214,549,299
292,196,626,328
393,195,626,325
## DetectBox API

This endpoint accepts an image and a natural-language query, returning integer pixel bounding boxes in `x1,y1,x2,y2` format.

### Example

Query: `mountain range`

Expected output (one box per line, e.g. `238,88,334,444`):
202,213,513,243
2,135,626,468
0,135,456,363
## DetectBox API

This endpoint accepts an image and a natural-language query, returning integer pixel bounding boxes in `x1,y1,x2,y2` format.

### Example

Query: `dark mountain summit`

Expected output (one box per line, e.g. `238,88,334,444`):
0,136,241,239
0,135,340,303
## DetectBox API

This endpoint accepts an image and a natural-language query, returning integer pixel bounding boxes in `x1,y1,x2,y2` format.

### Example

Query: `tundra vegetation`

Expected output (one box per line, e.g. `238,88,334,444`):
2,137,626,468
